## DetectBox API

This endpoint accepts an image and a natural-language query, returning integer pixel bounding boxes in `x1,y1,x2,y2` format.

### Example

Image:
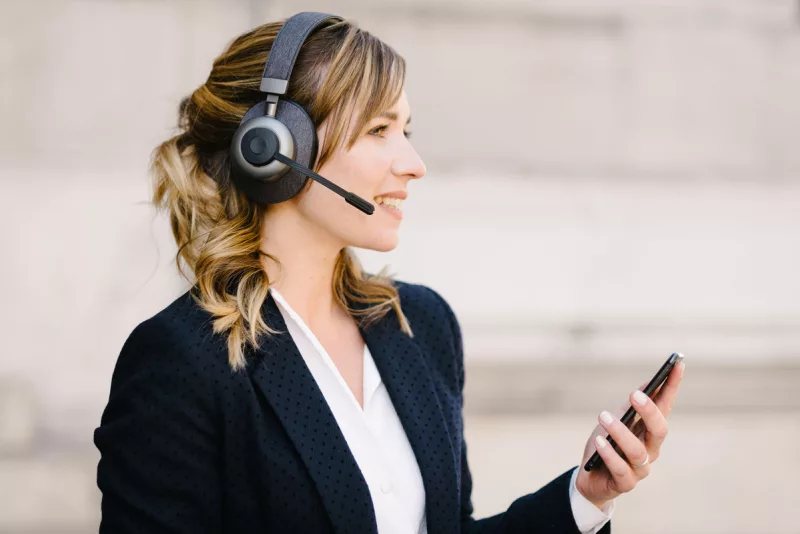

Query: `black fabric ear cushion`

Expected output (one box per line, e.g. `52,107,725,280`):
231,99,318,205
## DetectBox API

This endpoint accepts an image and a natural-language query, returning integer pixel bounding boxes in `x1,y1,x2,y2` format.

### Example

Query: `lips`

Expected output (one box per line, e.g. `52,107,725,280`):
376,199,404,220
374,196,403,209
374,190,408,200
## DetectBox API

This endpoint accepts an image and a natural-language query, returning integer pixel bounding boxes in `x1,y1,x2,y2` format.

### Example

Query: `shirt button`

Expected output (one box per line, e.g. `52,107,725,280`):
380,481,392,494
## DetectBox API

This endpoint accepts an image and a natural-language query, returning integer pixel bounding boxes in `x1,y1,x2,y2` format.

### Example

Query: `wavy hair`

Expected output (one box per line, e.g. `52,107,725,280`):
149,16,413,371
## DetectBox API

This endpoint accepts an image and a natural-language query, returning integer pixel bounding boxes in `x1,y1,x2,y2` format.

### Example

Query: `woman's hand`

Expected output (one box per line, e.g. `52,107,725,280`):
575,360,685,508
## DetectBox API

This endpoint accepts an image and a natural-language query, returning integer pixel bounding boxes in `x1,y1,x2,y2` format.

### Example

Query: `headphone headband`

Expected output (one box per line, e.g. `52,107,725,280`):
230,11,374,215
260,12,343,98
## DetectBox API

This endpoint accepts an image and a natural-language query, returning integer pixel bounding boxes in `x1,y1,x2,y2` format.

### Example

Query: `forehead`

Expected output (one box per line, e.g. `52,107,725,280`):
391,90,410,113
373,91,411,122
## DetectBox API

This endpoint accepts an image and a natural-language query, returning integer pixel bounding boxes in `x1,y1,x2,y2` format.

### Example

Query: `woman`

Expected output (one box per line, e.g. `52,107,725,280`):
93,12,684,534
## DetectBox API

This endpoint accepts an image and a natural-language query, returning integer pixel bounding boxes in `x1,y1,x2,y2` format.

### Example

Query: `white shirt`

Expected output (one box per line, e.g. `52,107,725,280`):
269,287,614,533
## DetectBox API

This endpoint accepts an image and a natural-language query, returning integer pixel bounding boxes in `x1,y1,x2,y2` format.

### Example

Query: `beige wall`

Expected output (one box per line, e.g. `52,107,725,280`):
1,1,798,532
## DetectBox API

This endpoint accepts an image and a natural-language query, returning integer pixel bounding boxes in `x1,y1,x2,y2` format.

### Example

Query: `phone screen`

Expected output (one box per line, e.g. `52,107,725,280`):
583,352,684,472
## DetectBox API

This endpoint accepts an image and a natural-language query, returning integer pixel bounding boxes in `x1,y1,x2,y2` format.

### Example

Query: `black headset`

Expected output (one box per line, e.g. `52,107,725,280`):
229,12,375,215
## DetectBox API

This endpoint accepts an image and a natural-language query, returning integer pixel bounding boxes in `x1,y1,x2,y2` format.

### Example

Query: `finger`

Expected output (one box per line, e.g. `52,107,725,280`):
592,435,639,493
614,380,646,419
592,397,635,439
619,378,648,419
611,379,646,430
652,360,684,419
630,389,669,459
597,410,651,478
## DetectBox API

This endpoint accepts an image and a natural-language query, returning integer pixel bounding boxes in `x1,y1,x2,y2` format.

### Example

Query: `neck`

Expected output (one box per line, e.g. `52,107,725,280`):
259,203,347,330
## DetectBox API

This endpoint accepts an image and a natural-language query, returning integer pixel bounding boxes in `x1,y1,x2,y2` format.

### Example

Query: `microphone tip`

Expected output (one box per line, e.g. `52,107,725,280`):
345,193,375,215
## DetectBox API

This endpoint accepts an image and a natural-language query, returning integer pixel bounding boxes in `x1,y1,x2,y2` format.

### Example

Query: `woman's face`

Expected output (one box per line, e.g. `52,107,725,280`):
293,89,425,252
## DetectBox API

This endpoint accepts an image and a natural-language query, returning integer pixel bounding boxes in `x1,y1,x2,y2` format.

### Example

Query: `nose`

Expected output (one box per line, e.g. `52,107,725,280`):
391,140,426,181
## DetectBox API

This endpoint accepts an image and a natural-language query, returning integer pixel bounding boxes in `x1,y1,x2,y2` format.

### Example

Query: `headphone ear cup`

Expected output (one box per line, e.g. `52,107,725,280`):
230,99,318,205
275,98,318,190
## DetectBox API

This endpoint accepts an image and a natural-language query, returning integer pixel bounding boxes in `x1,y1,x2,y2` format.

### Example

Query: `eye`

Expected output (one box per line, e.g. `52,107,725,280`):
368,124,413,140
368,124,389,137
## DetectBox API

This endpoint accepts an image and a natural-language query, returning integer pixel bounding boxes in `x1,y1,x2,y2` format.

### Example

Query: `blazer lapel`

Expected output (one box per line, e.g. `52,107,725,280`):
360,300,460,534
248,291,378,534
249,290,459,534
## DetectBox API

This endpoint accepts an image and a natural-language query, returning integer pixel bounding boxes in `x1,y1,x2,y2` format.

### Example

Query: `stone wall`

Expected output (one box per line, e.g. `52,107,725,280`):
1,1,798,532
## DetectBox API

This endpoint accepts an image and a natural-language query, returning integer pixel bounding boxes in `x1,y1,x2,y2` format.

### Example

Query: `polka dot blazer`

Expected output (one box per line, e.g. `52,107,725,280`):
93,279,606,533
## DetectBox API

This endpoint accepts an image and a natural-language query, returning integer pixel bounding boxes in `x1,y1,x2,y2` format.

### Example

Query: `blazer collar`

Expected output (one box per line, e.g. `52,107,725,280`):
248,289,458,534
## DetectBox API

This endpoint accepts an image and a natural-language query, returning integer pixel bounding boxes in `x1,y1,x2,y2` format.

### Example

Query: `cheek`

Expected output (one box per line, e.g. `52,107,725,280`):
321,147,388,193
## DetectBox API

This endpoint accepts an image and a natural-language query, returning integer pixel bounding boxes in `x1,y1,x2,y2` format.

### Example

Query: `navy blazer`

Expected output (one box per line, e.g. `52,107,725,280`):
94,279,610,533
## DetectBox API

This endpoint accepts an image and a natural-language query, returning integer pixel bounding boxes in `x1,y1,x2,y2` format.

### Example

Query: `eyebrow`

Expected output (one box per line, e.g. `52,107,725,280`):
377,111,411,125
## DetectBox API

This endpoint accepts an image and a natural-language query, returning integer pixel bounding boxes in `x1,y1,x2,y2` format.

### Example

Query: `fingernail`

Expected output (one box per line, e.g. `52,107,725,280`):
600,411,613,425
679,361,686,376
595,435,607,449
633,390,648,405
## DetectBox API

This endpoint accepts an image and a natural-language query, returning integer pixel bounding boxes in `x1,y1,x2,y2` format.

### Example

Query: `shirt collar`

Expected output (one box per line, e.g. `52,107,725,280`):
269,285,383,410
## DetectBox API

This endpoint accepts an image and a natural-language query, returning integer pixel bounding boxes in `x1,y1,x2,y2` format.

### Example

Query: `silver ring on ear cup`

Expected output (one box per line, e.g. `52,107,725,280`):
230,115,296,182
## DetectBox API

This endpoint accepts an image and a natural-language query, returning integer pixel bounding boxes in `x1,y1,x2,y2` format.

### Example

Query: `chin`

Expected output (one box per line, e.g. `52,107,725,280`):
360,233,399,252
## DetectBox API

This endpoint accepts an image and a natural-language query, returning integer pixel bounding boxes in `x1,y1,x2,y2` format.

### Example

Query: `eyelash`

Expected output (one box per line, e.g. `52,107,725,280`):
369,124,412,139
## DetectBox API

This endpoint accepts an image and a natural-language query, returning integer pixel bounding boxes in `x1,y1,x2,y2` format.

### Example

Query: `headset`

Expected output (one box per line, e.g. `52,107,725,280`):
229,11,375,215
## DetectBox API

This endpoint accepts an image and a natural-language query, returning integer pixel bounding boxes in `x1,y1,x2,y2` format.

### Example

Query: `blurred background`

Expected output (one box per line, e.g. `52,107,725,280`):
1,0,799,532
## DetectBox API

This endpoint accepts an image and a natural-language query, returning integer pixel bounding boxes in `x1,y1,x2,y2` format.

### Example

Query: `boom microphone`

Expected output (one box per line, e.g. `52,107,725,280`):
272,152,375,215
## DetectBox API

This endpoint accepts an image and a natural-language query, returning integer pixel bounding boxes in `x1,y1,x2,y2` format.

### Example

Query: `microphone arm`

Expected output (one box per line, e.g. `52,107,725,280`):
272,152,375,215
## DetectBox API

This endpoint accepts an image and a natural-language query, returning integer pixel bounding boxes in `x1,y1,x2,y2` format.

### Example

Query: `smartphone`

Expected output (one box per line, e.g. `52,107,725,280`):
583,352,684,472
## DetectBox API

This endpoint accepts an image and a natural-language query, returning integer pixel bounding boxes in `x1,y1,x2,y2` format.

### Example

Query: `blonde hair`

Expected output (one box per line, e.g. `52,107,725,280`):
149,16,413,371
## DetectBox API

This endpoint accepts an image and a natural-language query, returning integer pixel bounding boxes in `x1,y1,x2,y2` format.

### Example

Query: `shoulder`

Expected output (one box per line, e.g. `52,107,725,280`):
123,288,213,352
391,279,463,363
142,286,216,336
96,290,221,468
132,285,224,345
390,279,465,395
393,279,460,335
111,287,227,391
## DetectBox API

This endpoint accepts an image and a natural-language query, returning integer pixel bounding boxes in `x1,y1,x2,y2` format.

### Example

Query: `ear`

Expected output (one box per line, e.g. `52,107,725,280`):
231,99,319,204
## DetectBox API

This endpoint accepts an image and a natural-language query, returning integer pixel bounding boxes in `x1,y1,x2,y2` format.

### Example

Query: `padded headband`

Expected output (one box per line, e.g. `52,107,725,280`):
260,12,343,96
